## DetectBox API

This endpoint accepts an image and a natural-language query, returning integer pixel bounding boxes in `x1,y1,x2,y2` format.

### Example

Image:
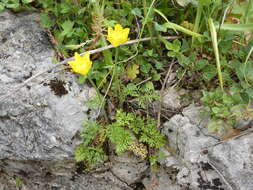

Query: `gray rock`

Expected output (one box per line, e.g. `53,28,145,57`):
161,104,253,190
0,170,131,190
162,87,181,110
209,133,253,190
111,152,149,185
0,10,94,162
142,167,182,190
0,10,132,190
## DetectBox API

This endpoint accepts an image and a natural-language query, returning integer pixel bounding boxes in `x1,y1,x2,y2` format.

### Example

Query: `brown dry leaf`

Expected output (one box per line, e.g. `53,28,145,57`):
219,129,241,141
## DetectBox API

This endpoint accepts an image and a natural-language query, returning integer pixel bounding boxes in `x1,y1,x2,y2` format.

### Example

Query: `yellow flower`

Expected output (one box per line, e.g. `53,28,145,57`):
107,24,130,47
68,52,92,75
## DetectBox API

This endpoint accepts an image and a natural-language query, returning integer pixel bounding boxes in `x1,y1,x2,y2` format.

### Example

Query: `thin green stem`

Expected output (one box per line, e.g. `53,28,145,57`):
142,0,155,46
243,46,253,85
192,2,203,46
137,0,156,47
88,78,108,121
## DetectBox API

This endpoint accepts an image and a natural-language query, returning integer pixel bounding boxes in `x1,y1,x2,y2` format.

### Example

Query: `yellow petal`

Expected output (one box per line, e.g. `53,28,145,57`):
83,52,90,61
106,24,130,47
115,24,123,31
74,52,81,60
68,52,92,75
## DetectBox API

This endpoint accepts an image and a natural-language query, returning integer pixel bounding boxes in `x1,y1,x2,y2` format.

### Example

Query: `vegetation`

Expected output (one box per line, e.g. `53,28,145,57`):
1,0,252,168
75,110,165,169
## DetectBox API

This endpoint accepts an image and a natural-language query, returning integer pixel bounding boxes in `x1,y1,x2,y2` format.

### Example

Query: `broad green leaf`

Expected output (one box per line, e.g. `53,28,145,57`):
61,20,74,37
40,13,53,29
140,63,152,74
154,22,167,32
195,59,208,70
131,8,142,17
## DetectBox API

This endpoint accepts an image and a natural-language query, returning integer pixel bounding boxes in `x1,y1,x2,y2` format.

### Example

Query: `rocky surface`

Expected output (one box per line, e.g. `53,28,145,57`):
160,104,253,190
0,10,135,190
162,87,181,110
1,10,253,190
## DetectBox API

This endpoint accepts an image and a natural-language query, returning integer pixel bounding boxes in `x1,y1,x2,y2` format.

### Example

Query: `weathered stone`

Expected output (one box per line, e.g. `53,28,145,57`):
0,10,132,190
142,167,182,190
162,87,181,110
161,104,253,190
209,133,253,190
111,153,149,185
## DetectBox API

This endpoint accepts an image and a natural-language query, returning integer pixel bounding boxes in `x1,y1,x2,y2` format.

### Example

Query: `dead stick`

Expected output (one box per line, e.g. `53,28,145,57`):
157,61,175,128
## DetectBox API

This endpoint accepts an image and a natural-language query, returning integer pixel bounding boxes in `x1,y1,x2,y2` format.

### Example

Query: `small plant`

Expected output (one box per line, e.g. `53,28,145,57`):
75,110,166,169
15,176,23,189
0,0,33,12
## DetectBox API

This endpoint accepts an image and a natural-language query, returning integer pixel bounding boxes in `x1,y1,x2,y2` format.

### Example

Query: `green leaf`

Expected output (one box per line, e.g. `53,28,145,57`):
246,88,253,98
202,64,217,81
0,3,5,12
152,73,161,81
231,104,246,118
107,124,134,154
140,63,152,74
22,0,33,4
155,61,163,69
208,17,223,91
60,2,71,13
154,22,167,32
78,75,87,84
207,119,225,133
195,59,208,70
154,9,202,37
61,20,75,37
222,94,234,105
124,83,139,97
131,8,142,17
40,13,53,29
167,51,177,57
5,0,19,9
126,64,139,80
161,38,181,52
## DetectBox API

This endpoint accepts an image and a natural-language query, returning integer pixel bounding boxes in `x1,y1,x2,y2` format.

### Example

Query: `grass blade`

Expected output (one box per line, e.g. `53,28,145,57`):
217,23,253,31
208,17,223,91
154,9,202,37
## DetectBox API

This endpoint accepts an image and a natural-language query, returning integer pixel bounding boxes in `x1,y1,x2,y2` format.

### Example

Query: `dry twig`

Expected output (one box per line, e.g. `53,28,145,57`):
157,61,175,128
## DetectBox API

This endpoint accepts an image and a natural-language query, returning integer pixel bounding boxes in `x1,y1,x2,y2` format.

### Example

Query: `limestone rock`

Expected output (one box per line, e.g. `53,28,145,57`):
162,87,181,110
111,152,149,185
161,104,253,190
0,10,132,190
